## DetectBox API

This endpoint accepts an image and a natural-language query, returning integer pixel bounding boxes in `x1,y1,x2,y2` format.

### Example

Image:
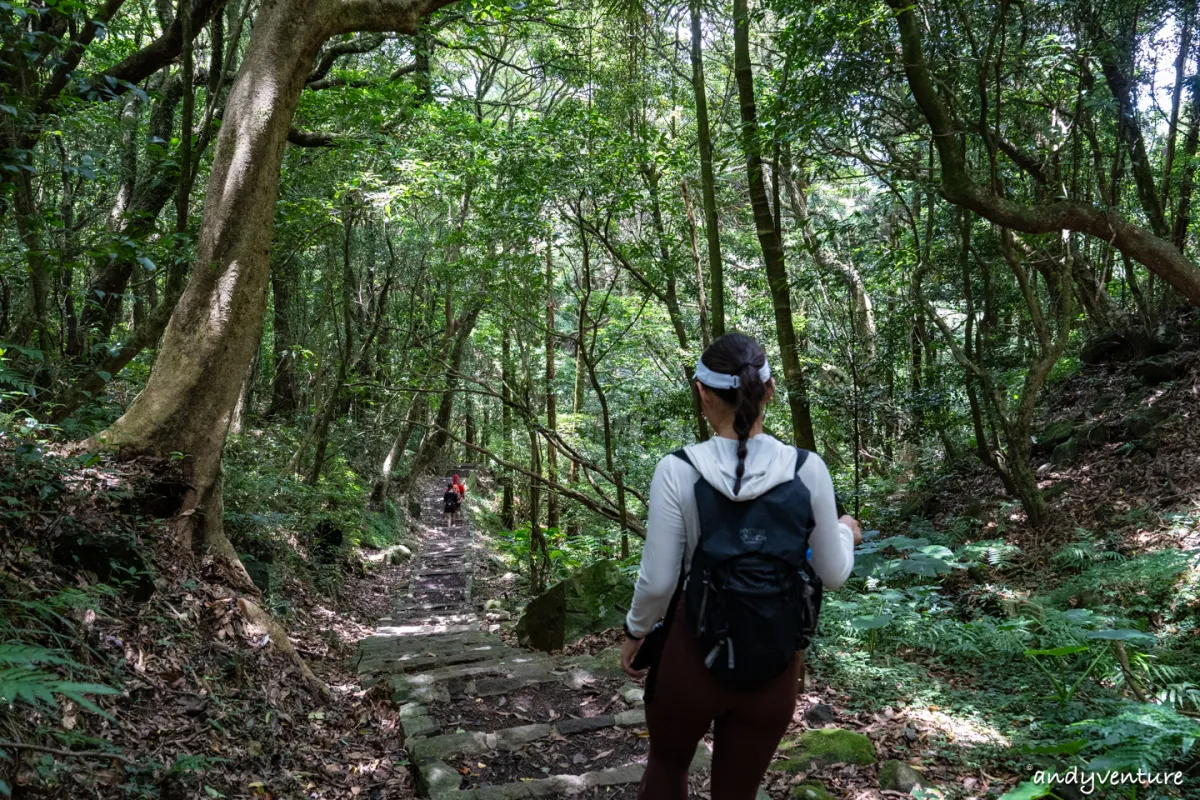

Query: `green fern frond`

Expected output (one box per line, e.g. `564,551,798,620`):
0,645,119,719
0,644,72,667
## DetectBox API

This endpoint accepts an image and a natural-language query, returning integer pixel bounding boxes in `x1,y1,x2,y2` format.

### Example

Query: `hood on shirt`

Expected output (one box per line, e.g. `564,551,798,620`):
681,435,799,501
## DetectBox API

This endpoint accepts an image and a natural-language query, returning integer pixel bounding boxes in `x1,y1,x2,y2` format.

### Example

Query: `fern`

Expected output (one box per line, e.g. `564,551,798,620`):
0,644,119,719
1072,703,1200,774
959,539,1022,570
1051,530,1125,570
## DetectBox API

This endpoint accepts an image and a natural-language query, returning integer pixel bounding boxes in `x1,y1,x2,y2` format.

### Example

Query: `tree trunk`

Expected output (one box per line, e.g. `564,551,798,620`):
464,392,476,462
81,72,185,349
569,233,588,485
267,255,300,416
681,179,712,349
643,167,708,443
545,244,560,531
86,0,457,588
397,306,480,496
528,416,549,592
229,350,257,435
501,327,515,530
1173,76,1200,251
371,391,427,507
306,210,357,485
12,173,54,355
732,0,816,450
690,0,724,338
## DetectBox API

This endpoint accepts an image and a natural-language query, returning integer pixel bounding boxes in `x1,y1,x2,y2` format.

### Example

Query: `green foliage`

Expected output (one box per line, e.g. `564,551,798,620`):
0,644,119,719
852,534,964,582
487,518,641,589
223,427,403,599
0,345,40,401
958,539,1022,570
1071,703,1200,774
1051,529,1125,571
1047,550,1195,620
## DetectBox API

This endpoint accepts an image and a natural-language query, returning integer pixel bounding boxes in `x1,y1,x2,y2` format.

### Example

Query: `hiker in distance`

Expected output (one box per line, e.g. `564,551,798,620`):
620,332,862,800
443,482,462,528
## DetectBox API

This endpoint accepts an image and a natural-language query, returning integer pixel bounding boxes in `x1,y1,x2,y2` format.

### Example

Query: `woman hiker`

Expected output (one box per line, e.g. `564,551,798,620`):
442,482,461,528
620,332,862,800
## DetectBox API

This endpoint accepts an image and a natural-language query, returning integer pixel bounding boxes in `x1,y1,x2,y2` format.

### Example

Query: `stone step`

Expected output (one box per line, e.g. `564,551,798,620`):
365,644,526,679
371,621,478,639
402,602,468,613
358,635,505,658
380,618,479,633
389,655,554,704
413,722,712,800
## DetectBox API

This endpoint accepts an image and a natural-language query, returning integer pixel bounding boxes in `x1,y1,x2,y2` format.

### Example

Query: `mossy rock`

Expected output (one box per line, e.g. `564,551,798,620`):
1075,422,1113,448
896,494,940,522
1122,406,1167,440
777,729,876,771
793,782,834,800
1051,437,1080,467
1034,420,1076,454
515,560,634,651
594,646,624,671
1081,331,1136,364
879,760,923,793
1041,479,1075,502
1133,354,1183,386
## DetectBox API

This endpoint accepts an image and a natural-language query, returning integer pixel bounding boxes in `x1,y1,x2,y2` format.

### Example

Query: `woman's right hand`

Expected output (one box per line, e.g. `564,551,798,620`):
839,515,863,546
620,637,646,679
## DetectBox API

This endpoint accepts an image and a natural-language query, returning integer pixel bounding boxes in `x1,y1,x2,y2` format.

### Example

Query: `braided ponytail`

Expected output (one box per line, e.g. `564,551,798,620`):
698,333,769,496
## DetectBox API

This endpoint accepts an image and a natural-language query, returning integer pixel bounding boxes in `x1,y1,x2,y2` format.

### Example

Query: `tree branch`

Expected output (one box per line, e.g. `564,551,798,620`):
287,128,343,147
306,61,417,90
86,0,229,99
887,0,1200,307
330,0,460,36
308,33,388,83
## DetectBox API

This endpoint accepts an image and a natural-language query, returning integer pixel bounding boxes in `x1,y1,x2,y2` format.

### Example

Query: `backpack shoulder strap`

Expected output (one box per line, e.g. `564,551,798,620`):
794,447,810,477
671,448,694,468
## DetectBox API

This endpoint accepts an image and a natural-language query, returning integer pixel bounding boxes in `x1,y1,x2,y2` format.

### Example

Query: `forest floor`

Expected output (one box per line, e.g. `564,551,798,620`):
0,449,424,798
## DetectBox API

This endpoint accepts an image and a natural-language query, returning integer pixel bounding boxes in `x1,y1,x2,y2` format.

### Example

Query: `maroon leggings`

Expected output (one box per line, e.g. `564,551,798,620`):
638,603,802,800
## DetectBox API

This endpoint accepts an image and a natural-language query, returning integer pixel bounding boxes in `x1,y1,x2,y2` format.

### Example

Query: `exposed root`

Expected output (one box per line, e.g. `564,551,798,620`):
238,597,331,700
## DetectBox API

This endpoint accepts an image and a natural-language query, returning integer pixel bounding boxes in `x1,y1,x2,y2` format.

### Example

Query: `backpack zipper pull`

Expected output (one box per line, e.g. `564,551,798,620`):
697,580,710,635
704,642,722,669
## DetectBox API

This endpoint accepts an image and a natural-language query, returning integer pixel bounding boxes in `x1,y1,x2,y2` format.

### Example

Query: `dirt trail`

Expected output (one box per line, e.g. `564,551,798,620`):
354,475,790,799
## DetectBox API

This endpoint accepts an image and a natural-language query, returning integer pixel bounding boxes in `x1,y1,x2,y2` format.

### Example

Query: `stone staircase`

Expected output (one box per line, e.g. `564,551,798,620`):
354,477,766,799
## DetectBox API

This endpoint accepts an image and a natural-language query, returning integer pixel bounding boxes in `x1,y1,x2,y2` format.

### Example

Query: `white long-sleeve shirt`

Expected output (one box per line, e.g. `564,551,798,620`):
625,434,855,638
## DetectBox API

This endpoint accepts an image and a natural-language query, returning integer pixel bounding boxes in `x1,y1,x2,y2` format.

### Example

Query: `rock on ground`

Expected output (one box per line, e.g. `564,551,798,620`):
775,728,876,771
878,759,923,792
515,559,633,651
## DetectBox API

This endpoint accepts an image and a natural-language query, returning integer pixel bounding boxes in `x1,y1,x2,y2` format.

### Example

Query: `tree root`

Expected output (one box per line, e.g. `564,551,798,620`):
238,598,331,700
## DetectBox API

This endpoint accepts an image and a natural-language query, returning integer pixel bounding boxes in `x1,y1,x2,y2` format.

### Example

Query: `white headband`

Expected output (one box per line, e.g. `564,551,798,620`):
693,356,771,390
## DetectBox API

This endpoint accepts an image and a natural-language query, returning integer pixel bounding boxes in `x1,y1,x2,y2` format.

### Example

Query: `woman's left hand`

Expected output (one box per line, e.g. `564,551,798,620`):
620,637,646,679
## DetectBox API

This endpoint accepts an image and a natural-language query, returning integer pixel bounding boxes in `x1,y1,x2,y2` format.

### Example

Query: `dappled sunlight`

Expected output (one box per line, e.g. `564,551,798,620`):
898,704,1010,747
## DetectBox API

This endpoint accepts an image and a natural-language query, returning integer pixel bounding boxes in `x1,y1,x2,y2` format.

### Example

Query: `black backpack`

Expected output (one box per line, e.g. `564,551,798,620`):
674,447,823,688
